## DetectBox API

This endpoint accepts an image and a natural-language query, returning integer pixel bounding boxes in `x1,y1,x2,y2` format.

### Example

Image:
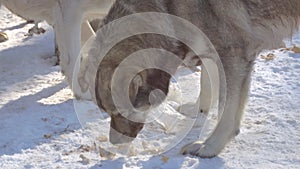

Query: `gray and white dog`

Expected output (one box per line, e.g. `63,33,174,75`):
89,0,300,158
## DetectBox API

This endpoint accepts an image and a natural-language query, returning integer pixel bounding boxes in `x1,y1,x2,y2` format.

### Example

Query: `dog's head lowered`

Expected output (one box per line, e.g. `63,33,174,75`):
93,26,181,143
96,60,171,144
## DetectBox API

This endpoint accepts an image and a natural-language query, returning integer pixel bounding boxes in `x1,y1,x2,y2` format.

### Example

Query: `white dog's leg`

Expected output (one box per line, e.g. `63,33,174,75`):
182,56,253,158
54,0,114,99
54,0,92,99
54,0,82,83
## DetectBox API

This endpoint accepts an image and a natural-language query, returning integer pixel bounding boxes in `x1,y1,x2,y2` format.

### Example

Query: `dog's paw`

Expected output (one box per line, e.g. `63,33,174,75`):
181,141,219,158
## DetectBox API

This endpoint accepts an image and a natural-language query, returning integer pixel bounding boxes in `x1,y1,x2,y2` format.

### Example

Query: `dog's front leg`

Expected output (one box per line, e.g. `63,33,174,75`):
199,59,220,114
54,0,84,94
199,65,212,114
182,55,254,158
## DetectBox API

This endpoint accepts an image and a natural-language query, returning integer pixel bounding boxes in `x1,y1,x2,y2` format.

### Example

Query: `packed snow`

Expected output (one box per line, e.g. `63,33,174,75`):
0,6,299,169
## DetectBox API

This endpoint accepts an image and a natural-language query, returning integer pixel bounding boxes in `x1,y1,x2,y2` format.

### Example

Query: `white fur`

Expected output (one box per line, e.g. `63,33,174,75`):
2,0,115,99
199,59,220,114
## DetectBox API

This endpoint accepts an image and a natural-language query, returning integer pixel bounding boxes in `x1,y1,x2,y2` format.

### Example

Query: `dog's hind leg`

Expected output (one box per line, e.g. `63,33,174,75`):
182,53,254,158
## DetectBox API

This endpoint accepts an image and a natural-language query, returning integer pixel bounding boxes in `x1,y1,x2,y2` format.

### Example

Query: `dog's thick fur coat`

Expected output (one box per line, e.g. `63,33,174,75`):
90,0,300,158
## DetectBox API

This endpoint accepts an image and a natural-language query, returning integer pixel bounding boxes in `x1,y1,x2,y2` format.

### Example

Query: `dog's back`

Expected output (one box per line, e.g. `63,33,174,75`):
168,0,300,58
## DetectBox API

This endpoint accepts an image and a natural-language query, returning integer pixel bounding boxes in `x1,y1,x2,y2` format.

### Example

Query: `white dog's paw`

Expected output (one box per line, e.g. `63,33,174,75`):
181,141,220,158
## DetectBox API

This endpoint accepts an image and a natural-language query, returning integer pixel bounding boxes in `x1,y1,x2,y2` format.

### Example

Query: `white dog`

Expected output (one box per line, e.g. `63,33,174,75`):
0,0,115,99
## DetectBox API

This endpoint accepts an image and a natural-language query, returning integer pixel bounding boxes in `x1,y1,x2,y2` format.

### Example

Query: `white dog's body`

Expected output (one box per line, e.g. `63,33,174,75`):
90,0,300,158
1,0,115,99
1,0,55,24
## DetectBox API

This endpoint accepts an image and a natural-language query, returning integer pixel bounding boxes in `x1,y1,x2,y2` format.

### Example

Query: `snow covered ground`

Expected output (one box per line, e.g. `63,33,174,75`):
0,7,299,169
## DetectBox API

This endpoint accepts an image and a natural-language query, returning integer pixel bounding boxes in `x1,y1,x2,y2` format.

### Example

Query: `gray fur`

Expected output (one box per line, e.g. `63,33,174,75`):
94,0,300,157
